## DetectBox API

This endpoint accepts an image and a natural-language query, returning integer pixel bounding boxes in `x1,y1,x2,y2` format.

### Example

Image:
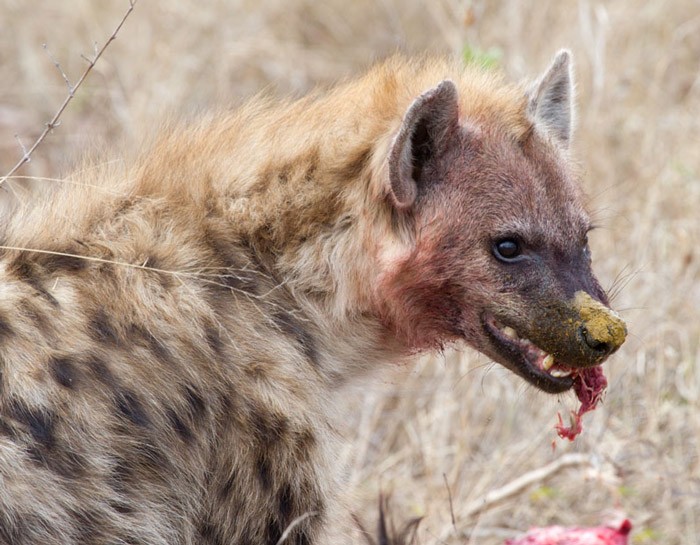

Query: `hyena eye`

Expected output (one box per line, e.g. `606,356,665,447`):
493,238,522,262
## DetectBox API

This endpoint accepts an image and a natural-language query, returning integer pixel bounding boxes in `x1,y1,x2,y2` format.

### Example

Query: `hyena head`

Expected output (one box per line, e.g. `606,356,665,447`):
378,51,626,394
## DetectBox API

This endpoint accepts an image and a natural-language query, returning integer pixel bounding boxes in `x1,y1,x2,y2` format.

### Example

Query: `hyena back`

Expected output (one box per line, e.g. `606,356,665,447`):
0,52,625,544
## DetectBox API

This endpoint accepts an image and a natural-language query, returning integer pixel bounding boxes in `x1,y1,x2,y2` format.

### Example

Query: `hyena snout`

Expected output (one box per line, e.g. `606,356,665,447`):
513,289,628,370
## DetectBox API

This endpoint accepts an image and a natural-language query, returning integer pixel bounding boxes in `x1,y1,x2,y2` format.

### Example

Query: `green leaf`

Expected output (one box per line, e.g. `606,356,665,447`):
462,45,503,70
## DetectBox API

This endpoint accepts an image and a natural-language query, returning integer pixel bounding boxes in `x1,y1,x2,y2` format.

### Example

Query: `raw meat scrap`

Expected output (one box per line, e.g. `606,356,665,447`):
505,519,632,545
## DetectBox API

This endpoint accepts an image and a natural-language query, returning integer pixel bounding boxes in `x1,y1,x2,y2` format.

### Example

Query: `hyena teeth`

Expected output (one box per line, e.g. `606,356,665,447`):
542,354,554,371
502,326,518,339
550,368,572,378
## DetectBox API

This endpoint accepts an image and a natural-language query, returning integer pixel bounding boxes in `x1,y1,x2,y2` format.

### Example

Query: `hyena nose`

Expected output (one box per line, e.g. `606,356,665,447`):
580,325,615,356
573,290,627,360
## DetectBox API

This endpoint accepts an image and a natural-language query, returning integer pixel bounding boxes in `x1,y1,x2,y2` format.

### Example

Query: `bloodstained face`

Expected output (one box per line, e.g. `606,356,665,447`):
378,52,626,433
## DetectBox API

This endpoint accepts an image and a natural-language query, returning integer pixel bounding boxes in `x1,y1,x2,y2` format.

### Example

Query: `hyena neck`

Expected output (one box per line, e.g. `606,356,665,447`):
218,147,405,376
201,114,410,376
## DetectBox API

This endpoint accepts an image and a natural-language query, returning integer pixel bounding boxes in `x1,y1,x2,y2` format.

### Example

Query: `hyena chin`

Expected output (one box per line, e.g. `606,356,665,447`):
0,51,625,544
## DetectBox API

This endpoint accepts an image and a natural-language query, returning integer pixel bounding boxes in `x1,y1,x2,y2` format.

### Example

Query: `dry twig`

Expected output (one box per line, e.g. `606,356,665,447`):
0,0,138,187
462,454,598,519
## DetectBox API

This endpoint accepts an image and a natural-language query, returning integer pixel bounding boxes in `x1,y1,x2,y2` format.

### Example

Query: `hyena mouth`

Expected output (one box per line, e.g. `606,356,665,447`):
482,313,609,440
482,313,577,394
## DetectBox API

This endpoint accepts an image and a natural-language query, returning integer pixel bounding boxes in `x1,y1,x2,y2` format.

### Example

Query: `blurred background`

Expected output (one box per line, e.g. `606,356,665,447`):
1,1,698,543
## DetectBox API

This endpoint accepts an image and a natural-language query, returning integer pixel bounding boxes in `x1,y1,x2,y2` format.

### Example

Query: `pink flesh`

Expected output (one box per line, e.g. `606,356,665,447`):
504,519,632,545
555,365,608,441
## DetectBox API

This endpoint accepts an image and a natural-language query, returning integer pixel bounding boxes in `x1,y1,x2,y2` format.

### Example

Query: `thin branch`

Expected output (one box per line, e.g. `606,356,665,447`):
43,43,74,94
0,0,139,186
0,244,297,320
14,135,29,159
462,453,596,519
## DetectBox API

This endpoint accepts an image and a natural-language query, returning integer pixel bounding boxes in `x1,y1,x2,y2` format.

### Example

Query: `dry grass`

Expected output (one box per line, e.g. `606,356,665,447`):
1,1,699,543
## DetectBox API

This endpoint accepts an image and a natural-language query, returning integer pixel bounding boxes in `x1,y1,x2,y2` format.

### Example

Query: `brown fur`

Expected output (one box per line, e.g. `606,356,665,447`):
0,54,621,544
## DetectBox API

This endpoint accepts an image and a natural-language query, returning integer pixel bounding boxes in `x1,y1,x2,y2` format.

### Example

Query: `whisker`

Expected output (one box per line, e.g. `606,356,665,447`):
606,264,640,303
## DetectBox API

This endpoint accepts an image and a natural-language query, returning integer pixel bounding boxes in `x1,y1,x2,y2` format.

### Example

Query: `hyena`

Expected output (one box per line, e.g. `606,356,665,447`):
0,51,625,544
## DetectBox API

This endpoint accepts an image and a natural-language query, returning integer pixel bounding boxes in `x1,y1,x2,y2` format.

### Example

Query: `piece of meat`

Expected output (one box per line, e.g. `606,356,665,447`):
505,519,632,545
555,365,608,441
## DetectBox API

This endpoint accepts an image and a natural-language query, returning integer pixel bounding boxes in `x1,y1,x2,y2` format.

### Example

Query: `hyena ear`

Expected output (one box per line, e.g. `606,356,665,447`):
527,50,575,147
388,80,459,210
